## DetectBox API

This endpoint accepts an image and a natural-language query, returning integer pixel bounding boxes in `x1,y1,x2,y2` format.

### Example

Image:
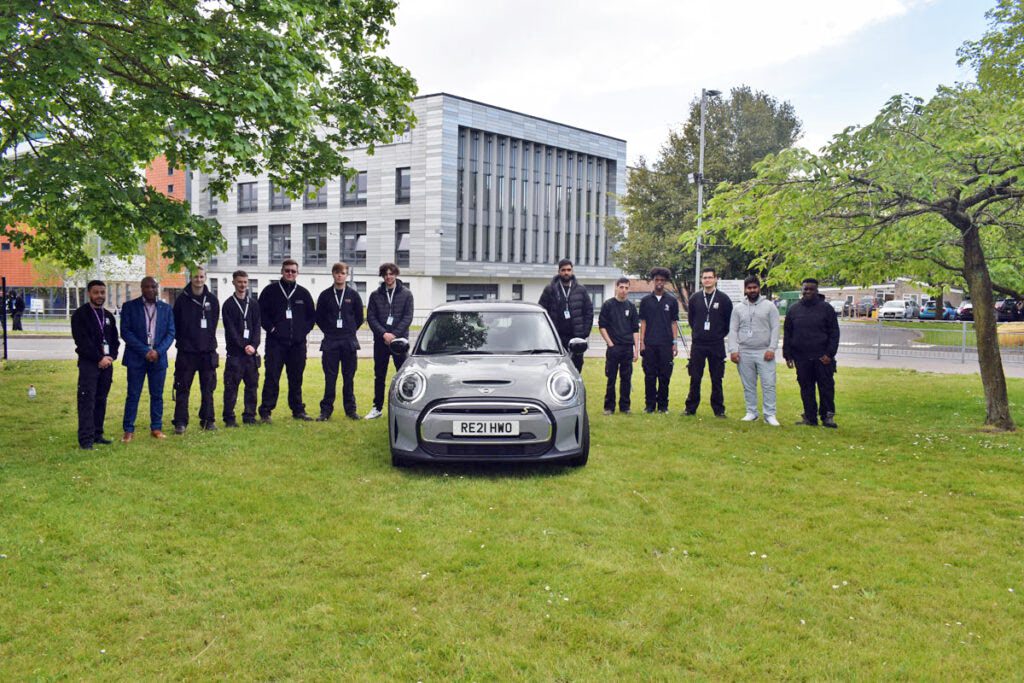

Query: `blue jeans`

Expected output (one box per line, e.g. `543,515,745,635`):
123,363,167,432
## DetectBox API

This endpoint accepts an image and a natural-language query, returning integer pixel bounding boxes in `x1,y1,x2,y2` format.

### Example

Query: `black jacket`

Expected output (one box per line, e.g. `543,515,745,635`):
173,285,219,354
316,285,365,352
367,280,414,339
222,293,262,357
688,288,733,348
538,275,593,339
71,303,120,362
598,297,639,346
259,279,316,346
783,295,840,360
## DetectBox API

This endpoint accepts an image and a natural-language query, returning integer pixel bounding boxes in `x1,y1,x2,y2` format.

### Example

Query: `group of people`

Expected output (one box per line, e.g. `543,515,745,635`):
592,266,841,428
71,259,413,450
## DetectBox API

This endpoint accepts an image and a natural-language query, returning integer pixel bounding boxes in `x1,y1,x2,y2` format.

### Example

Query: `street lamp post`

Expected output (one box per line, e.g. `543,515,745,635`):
694,88,721,294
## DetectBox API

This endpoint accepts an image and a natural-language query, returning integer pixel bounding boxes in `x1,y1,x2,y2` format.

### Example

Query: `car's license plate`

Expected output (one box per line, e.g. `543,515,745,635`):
453,420,520,436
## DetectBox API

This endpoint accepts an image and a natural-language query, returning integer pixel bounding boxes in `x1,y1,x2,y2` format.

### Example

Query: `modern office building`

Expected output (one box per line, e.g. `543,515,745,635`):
190,93,627,319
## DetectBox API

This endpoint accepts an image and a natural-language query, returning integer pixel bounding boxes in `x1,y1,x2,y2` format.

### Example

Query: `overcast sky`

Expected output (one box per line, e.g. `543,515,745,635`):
385,0,992,164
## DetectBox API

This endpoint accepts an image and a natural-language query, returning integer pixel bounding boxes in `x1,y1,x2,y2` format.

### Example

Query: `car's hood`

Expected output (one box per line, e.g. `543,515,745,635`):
404,354,570,398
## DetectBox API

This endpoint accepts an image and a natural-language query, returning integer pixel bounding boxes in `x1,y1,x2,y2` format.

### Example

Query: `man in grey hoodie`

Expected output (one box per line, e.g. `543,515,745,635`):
728,275,781,426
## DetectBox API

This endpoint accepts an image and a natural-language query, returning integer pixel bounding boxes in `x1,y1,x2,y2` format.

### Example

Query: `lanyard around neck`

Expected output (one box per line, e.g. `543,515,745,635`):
279,281,296,306
233,295,249,321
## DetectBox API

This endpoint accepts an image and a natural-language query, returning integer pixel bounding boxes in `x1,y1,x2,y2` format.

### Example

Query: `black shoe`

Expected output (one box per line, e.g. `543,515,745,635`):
201,421,217,431
621,410,631,415
714,412,727,419
80,444,94,451
242,418,257,426
316,414,331,422
683,410,696,416
293,412,314,421
795,417,818,426
94,437,113,445
822,413,838,429
644,407,655,414
173,424,186,435
346,412,361,420
259,415,272,425
603,409,613,415
657,409,669,414
224,420,240,428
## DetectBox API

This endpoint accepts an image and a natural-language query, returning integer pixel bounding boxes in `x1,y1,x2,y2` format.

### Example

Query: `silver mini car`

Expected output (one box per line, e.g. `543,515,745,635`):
387,301,590,467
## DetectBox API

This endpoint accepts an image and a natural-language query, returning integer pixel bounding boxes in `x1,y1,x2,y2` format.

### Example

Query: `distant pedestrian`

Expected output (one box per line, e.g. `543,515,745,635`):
172,266,220,433
316,262,364,421
685,267,733,418
9,291,25,331
598,277,639,414
728,275,780,426
221,270,261,427
365,262,414,419
258,259,316,422
538,259,593,372
783,278,841,428
638,267,680,413
120,276,175,441
71,280,119,450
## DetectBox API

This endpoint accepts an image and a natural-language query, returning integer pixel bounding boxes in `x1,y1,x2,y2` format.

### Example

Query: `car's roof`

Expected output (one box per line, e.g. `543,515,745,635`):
429,300,546,314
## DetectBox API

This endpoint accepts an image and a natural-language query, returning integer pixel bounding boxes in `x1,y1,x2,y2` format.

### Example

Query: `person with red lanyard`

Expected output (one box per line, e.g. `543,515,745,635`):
71,280,120,450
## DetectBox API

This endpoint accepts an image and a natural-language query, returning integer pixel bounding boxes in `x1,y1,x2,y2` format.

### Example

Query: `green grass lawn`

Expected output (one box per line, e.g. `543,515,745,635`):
1,359,1023,678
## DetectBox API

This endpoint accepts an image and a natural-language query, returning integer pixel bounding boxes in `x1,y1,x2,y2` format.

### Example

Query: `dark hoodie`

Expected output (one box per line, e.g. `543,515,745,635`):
783,293,840,361
367,279,414,339
259,279,316,346
173,285,219,353
538,275,593,339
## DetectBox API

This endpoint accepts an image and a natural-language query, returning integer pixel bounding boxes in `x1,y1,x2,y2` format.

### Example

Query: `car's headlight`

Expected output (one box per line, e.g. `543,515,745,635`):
396,369,427,403
547,370,577,404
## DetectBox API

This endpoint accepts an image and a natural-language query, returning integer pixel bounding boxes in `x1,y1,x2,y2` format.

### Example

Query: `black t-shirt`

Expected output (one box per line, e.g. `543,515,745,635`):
599,297,640,345
639,294,679,345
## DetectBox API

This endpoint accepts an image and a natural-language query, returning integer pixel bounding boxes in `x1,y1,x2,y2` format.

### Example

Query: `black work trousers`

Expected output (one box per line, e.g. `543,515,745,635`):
260,339,307,417
794,357,836,422
12,313,23,331
321,346,358,417
77,359,113,447
373,337,407,410
685,344,726,415
642,343,674,411
223,354,259,423
173,351,217,427
604,344,633,412
559,333,585,372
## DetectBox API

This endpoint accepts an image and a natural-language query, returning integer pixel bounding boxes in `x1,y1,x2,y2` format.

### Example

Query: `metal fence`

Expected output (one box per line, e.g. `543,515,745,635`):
832,319,1024,365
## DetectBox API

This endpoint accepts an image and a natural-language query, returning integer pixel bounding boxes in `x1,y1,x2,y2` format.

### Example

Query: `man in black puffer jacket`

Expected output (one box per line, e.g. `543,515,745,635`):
365,262,414,419
258,259,316,422
783,278,841,428
538,259,593,372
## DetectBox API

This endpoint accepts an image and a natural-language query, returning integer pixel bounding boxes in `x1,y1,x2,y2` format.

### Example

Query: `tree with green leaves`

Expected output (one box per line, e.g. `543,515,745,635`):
607,86,801,303
0,0,417,271
706,1,1024,431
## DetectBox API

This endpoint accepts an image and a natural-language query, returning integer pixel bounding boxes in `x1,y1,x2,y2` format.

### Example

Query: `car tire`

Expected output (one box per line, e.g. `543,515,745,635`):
391,451,412,468
566,413,590,467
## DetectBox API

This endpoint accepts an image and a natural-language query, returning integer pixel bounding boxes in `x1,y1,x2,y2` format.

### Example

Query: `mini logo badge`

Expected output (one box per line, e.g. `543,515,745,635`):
478,388,494,394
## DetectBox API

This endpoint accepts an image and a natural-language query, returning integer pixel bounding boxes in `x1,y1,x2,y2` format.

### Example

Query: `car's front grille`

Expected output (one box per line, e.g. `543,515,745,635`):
424,442,551,457
418,399,554,457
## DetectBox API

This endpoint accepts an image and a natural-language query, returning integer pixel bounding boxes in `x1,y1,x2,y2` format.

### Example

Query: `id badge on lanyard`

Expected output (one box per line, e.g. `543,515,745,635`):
704,320,711,331
386,315,394,326
286,308,293,320
201,318,208,329
243,328,250,339
102,342,110,355
336,318,344,329
564,309,571,320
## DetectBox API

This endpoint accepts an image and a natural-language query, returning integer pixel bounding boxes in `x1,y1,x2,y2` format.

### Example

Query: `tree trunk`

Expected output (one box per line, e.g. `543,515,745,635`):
960,222,1015,430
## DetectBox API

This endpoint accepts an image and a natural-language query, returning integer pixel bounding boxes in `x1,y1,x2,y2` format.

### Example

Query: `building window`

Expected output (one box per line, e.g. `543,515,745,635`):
303,183,327,209
168,166,174,176
395,220,410,268
167,184,174,194
207,187,219,215
270,224,291,263
589,286,605,314
303,223,327,266
238,225,258,265
248,279,259,296
446,284,499,301
353,281,367,295
512,283,523,301
237,182,257,213
341,221,367,267
343,172,367,206
395,167,411,204
209,278,218,299
1,243,10,252
270,182,291,211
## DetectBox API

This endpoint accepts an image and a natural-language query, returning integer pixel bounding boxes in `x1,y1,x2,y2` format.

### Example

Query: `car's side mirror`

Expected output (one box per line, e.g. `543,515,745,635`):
390,338,410,355
568,338,589,354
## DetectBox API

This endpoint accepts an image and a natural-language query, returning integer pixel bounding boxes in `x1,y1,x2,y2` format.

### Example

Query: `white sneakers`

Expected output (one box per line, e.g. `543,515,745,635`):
764,415,780,427
741,412,759,422
364,407,383,420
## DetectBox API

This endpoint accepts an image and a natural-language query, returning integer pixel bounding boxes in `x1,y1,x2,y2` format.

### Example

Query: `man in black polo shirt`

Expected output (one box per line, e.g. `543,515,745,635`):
639,267,680,413
172,266,220,433
71,280,120,450
222,269,261,427
599,277,640,415
315,261,365,421
259,258,317,422
685,267,733,418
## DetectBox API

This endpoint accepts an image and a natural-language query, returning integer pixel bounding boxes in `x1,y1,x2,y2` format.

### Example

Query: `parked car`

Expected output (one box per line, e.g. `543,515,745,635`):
387,301,589,467
995,298,1022,322
879,299,917,319
918,301,955,320
828,300,845,316
956,301,974,321
845,296,877,317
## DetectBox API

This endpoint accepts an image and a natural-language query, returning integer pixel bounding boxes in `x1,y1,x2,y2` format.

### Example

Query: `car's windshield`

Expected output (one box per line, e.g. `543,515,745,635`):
417,311,561,355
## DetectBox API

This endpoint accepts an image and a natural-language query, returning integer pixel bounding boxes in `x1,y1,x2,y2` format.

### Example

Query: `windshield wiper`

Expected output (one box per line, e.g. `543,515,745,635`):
521,348,562,354
451,350,494,355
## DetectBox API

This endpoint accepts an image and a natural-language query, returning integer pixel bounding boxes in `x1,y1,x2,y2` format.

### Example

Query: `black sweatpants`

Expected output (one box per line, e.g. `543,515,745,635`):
173,351,217,427
321,346,359,417
794,357,836,422
77,359,113,447
685,344,726,415
223,354,260,423
260,340,307,417
372,338,407,410
642,343,674,411
604,344,633,412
